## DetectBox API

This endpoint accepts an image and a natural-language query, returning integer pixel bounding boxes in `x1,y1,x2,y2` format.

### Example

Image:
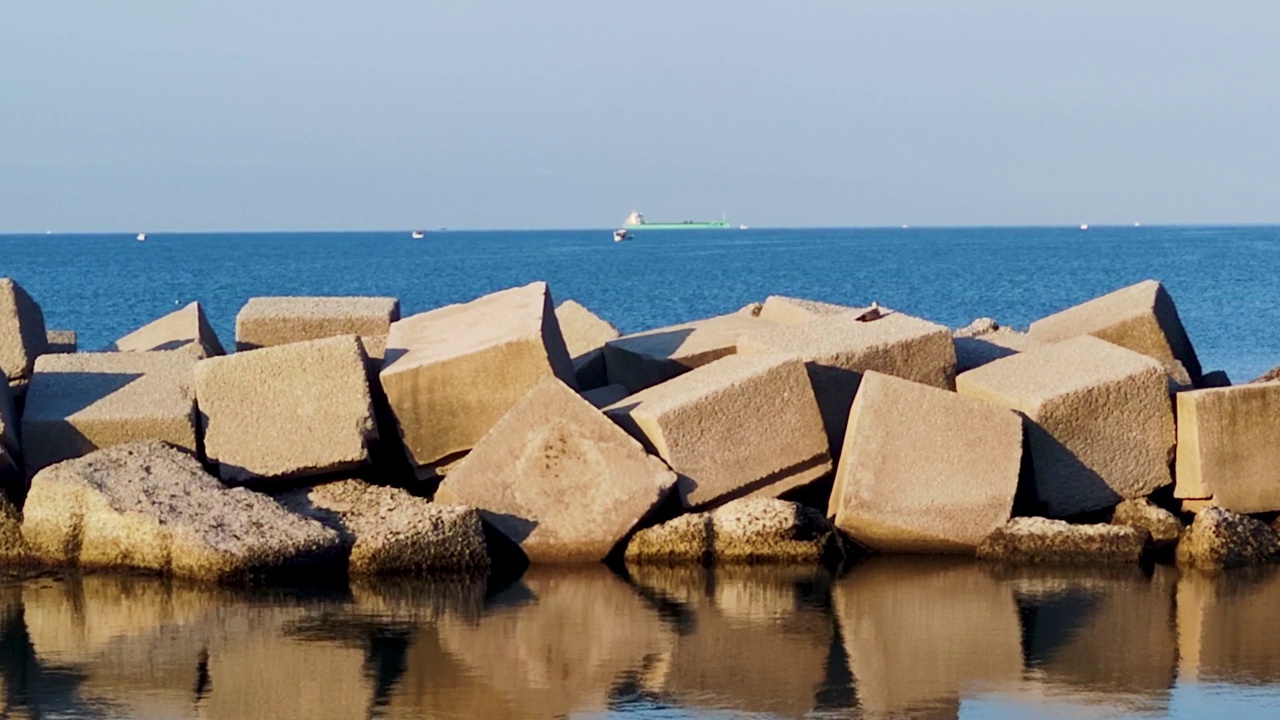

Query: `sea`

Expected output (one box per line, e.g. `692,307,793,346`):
3,225,1280,719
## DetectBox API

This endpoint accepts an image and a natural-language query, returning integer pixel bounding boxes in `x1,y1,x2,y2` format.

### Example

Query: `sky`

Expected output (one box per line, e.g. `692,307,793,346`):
2,1,1279,231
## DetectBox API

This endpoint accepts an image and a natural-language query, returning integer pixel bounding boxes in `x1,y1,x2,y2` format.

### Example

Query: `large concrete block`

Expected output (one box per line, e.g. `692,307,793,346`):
21,350,199,477
737,309,956,458
602,309,769,393
953,322,1047,373
554,299,620,390
380,282,576,473
0,278,48,384
831,372,1022,553
1028,280,1202,384
435,377,675,562
604,353,831,509
757,295,861,325
194,335,376,483
45,330,76,354
1174,383,1280,513
235,296,400,359
957,336,1175,517
109,301,225,357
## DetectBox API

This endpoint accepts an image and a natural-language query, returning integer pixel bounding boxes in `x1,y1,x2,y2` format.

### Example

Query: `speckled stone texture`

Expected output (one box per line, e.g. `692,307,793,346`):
194,335,376,483
602,308,770,393
737,309,956,458
235,295,400,360
436,378,675,563
1174,383,1280,513
1028,279,1202,386
109,301,225,357
276,478,490,575
0,278,48,385
1110,498,1182,544
554,299,620,390
756,295,861,325
0,497,26,562
44,330,76,354
831,372,1022,554
1175,507,1280,570
624,497,848,566
21,442,344,581
605,353,831,509
977,517,1151,565
21,350,199,478
380,282,576,474
957,336,1175,518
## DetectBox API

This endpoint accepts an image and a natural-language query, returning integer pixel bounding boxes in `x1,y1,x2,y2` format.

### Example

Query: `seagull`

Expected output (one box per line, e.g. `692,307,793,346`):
855,301,883,322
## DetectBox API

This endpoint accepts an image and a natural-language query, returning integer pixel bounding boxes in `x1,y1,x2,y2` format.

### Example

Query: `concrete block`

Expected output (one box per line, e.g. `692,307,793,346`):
109,301,225,357
603,309,770,393
580,383,629,409
954,327,1047,373
21,350,199,477
194,335,376,483
235,296,400,359
555,299,619,390
45,330,76,354
380,282,576,473
1175,383,1280,513
957,336,1175,517
0,278,48,384
757,295,862,325
436,378,675,563
605,353,831,509
831,372,1022,553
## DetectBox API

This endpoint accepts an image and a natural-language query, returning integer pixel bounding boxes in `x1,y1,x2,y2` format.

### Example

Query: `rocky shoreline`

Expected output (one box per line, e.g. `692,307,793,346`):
3,276,1280,583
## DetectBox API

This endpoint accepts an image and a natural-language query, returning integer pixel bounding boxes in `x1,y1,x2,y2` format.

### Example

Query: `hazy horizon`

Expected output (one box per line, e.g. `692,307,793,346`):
4,1,1279,232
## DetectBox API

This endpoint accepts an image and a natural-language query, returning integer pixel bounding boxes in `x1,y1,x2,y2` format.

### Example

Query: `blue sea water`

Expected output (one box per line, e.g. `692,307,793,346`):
2,224,1277,381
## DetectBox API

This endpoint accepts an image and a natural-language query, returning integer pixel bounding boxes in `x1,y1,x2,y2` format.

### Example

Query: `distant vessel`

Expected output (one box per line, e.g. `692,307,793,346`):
622,211,730,230
136,233,146,241
739,224,749,230
1079,224,1089,231
410,230,425,239
613,228,629,242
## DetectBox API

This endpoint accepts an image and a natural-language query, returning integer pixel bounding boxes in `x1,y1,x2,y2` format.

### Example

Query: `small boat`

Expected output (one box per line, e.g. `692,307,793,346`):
1079,224,1089,231
613,228,629,242
136,232,147,241
410,230,425,239
739,224,749,230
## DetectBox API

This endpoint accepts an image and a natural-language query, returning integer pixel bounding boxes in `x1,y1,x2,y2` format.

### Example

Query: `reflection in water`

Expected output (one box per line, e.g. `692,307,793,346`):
0,563,1278,718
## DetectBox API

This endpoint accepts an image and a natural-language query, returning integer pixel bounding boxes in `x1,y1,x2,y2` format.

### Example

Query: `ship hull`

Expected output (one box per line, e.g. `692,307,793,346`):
621,220,731,230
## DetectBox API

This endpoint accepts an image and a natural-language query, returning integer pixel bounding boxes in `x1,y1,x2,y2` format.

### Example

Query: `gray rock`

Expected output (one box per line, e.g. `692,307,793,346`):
977,517,1151,565
1176,507,1280,570
1111,498,1183,544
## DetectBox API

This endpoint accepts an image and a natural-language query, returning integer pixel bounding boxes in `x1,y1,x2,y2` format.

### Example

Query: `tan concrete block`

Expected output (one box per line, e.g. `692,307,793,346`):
831,372,1022,553
555,299,619,390
757,295,862,325
957,336,1175,517
380,282,576,472
602,310,770,393
21,350,199,477
0,277,48,383
1174,383,1280,512
235,296,400,359
110,301,225,357
45,330,76,353
954,327,1047,373
1028,280,1202,384
737,310,956,458
605,353,831,509
194,335,376,483
436,378,675,562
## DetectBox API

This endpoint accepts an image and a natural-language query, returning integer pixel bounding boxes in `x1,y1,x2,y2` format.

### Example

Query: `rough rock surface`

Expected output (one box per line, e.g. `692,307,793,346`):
1110,498,1182,544
554,299,620,390
1175,507,1280,569
436,378,676,563
21,442,343,581
977,517,1151,565
1174,383,1280,513
757,295,860,325
45,330,76,354
276,479,490,575
0,378,18,461
234,296,400,359
953,324,1047,373
0,497,26,562
831,372,1022,553
1028,279,1202,385
380,282,576,474
957,336,1175,517
0,278,48,384
21,350,199,478
602,309,769,393
605,353,831,509
624,497,848,566
1251,365,1280,384
194,335,376,482
109,302,225,357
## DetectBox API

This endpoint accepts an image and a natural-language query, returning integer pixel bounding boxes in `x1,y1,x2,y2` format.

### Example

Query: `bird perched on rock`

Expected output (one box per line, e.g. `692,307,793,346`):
855,301,883,322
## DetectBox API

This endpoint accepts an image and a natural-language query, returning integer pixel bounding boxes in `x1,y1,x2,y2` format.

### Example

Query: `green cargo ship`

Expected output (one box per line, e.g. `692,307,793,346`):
622,211,731,230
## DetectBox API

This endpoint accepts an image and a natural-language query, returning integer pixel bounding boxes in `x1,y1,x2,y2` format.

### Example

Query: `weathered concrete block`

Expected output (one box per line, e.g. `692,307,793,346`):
1175,507,1280,569
554,299,620,390
605,353,831,509
194,335,376,483
757,295,860,325
45,330,76,354
624,497,848,566
603,309,769,393
21,350,199,477
109,301,225,357
977,518,1152,565
435,378,675,563
0,278,48,384
235,296,400,359
831,372,1022,553
21,442,344,581
1174,383,1280,513
277,479,490,575
954,325,1047,373
957,336,1175,517
380,282,576,473
1028,280,1202,385
1111,498,1182,544
737,310,956,458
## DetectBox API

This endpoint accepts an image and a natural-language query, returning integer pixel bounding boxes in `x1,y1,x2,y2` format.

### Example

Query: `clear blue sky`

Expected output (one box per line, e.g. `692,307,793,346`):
3,1,1278,231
